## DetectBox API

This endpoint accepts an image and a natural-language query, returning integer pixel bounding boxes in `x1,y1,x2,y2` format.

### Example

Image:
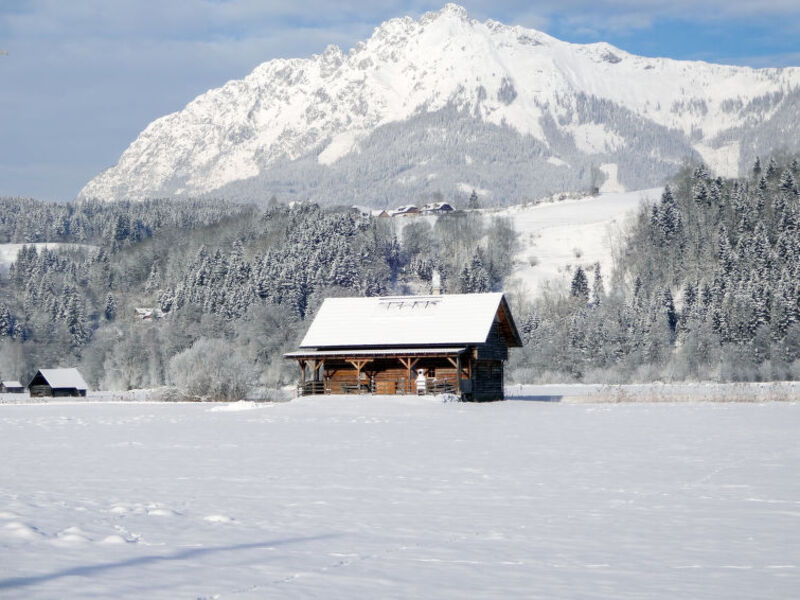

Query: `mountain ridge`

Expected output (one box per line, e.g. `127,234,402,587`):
80,3,800,205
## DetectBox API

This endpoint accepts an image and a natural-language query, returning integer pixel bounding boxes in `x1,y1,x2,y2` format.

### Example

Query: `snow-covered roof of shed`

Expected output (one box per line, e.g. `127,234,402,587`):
36,368,88,390
300,293,521,349
2,380,22,388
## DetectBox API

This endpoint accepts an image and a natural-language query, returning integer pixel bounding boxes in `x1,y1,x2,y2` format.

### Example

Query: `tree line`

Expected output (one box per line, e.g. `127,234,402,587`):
0,198,517,397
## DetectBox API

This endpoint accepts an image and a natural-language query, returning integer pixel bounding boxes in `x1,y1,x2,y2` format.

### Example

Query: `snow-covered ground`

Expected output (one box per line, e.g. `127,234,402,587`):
508,382,800,403
2,396,799,598
496,188,662,293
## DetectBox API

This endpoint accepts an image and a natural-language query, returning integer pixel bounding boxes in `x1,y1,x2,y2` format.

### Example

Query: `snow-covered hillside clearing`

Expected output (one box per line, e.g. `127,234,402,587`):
1,397,798,598
390,188,660,294
496,188,661,292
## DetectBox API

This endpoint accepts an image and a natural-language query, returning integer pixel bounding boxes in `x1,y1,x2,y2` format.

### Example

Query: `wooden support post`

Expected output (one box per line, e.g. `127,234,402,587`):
455,354,462,395
398,356,419,394
316,359,325,381
346,359,370,393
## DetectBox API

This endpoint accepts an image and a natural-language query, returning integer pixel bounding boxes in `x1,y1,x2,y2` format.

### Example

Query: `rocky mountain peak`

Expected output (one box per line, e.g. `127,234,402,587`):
79,4,800,205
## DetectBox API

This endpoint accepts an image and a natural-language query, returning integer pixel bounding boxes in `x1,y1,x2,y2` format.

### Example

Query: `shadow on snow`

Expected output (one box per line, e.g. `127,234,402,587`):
0,534,339,592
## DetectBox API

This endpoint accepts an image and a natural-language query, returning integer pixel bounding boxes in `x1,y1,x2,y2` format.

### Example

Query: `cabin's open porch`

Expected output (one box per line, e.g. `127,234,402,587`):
284,347,472,398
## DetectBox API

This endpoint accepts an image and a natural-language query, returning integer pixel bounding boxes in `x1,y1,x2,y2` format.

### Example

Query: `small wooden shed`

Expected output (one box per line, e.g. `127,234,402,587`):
285,292,522,401
0,380,24,393
28,368,88,397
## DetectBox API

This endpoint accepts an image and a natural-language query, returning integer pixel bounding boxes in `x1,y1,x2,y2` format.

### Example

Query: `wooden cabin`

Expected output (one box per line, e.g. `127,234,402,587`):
28,368,88,398
0,380,24,393
285,293,522,401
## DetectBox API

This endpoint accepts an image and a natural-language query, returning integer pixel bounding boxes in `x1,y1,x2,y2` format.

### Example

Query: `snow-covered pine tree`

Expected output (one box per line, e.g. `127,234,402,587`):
0,304,12,337
570,266,589,302
468,189,480,210
591,263,605,306
104,293,117,321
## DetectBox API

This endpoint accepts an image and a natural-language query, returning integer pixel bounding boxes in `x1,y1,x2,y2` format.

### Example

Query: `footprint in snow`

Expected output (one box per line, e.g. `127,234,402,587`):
147,508,179,517
3,521,43,540
99,534,134,545
50,526,91,545
203,514,235,524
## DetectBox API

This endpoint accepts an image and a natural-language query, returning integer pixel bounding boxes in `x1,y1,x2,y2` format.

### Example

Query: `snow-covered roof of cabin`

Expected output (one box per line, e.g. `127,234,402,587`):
300,293,520,348
36,368,88,390
389,205,419,216
421,202,454,211
286,347,468,358
2,380,22,388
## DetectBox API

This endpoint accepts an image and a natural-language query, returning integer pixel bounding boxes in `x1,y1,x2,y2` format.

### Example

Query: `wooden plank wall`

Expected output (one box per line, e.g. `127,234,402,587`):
476,320,508,361
324,359,459,395
471,359,504,401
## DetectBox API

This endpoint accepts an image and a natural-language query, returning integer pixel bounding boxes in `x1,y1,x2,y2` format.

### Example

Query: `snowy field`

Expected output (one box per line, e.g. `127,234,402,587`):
2,396,799,598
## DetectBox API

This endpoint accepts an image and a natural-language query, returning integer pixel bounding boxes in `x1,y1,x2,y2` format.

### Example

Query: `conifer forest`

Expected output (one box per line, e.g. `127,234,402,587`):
0,197,515,396
513,156,800,383
0,156,798,396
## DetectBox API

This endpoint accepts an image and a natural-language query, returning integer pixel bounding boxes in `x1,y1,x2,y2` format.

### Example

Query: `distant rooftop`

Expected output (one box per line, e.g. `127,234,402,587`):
34,368,88,390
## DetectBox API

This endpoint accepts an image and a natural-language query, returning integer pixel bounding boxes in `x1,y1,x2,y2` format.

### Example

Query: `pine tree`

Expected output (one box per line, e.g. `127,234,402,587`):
681,280,698,322
766,157,779,181
692,181,709,206
520,312,539,345
591,263,605,306
468,190,480,210
659,287,678,335
145,263,161,294
0,304,12,337
459,263,471,293
751,222,771,273
779,169,796,194
752,156,762,179
158,290,174,313
104,293,117,320
62,287,88,346
570,267,589,302
657,186,682,244
468,250,490,292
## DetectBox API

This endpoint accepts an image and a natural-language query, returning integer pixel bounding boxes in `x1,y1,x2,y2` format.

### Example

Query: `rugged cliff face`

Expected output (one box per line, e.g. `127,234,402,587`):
80,3,800,205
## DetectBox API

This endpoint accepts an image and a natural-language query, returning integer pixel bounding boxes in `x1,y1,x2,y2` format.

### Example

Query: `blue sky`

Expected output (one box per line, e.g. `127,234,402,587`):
1,1,799,201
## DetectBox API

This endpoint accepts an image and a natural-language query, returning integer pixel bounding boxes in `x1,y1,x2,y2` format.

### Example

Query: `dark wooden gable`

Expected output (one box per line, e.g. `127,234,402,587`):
477,319,509,360
28,371,49,389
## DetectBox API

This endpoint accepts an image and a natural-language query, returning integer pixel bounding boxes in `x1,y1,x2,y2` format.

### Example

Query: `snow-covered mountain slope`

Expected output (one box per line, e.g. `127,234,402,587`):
80,4,800,205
